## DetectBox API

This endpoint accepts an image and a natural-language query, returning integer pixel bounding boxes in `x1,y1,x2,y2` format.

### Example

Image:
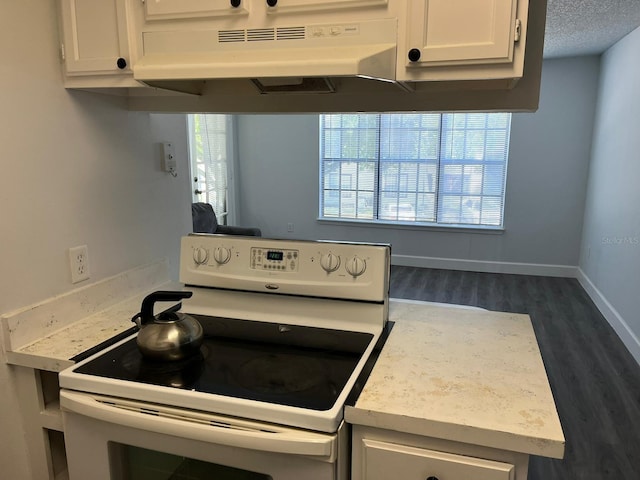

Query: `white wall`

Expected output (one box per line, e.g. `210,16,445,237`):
236,56,600,274
0,2,190,478
578,26,640,363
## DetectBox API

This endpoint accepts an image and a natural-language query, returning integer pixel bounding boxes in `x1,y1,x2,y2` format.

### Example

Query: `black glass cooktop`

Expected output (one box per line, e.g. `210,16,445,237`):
74,315,374,411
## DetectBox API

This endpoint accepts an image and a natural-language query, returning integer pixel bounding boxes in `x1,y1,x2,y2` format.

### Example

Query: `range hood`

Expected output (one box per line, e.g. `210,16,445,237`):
133,19,398,94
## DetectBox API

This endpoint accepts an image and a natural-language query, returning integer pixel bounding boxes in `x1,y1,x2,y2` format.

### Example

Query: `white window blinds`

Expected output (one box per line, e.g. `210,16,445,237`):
320,112,511,228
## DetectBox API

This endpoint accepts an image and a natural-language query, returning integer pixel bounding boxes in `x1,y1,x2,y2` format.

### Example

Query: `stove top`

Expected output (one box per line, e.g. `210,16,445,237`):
60,235,392,433
73,315,373,411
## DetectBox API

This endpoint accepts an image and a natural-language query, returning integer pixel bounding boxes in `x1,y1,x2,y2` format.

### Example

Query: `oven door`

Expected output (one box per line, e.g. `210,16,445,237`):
61,390,349,480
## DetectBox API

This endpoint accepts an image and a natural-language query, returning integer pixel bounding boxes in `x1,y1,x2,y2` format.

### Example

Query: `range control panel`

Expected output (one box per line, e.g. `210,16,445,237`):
180,234,390,302
251,247,299,272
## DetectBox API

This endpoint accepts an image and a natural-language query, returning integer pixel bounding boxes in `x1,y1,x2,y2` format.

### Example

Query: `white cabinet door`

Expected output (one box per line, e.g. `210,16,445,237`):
405,0,519,67
143,0,248,21
360,439,516,480
59,0,130,75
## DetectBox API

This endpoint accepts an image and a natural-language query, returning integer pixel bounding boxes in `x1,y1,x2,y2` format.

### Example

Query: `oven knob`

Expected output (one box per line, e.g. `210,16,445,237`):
193,247,209,265
213,246,231,265
320,253,341,273
345,256,367,277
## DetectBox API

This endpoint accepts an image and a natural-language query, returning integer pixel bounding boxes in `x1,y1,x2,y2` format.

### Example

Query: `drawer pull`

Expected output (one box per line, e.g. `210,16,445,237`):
426,477,439,480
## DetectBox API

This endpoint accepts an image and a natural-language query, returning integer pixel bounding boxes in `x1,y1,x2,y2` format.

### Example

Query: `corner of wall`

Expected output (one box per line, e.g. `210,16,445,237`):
577,268,640,366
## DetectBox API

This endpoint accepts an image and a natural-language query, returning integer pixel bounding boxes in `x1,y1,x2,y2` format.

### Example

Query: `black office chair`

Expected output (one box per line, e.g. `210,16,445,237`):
191,202,261,236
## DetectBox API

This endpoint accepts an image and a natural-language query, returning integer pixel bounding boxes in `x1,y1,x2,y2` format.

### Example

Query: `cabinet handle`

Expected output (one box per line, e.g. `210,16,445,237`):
266,0,278,6
116,57,127,70
426,477,439,480
408,49,421,62
230,0,241,7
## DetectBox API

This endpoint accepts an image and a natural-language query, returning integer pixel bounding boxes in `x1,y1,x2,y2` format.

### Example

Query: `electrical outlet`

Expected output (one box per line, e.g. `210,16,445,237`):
69,245,90,284
287,223,294,233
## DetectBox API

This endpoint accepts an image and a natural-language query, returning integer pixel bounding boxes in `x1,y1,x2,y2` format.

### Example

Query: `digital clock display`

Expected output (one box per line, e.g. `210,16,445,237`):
266,251,284,262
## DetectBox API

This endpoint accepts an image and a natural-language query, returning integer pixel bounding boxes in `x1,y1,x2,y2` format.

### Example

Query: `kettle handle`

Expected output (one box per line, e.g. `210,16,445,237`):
134,290,193,325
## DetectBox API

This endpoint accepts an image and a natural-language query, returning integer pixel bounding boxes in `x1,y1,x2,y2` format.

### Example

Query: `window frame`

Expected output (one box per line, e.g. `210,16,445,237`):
187,114,238,226
318,112,511,231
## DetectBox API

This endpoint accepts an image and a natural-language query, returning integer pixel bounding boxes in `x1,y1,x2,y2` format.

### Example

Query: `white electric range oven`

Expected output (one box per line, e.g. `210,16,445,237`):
59,234,391,480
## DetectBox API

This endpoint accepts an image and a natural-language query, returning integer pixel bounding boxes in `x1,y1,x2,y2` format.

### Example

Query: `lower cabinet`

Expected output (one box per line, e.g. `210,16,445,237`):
352,426,529,480
14,367,68,480
361,439,515,480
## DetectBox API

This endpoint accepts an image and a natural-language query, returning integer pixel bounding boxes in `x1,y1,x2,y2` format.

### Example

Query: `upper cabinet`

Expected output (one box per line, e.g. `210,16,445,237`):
138,0,390,22
55,0,546,112
58,0,133,79
264,0,388,14
142,0,248,21
397,0,527,82
407,0,517,67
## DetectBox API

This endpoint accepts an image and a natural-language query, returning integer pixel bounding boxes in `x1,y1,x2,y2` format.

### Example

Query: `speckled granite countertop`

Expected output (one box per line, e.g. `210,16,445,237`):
345,299,565,459
1,260,180,372
6,287,184,372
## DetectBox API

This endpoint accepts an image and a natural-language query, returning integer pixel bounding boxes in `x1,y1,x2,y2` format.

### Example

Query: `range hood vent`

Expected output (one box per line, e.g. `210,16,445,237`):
218,26,307,43
133,19,398,92
251,77,336,94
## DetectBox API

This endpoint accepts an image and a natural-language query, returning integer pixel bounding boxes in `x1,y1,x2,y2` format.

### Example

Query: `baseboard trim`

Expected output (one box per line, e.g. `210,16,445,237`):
391,254,579,278
576,268,640,366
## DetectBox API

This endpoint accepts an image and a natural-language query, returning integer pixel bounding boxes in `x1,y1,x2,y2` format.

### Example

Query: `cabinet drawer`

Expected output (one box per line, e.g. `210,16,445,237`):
361,439,515,480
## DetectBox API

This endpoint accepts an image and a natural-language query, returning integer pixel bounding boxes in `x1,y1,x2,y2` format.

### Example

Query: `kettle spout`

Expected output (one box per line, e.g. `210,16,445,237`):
131,313,143,329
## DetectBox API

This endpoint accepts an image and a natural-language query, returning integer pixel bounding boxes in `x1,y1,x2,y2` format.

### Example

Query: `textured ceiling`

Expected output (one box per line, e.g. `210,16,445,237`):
544,0,640,57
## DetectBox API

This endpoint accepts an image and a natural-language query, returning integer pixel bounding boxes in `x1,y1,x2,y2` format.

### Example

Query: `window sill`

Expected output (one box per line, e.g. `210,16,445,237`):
316,217,505,234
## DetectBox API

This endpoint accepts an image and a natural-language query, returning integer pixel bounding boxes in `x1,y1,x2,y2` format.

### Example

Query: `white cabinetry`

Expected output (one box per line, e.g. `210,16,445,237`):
140,0,389,19
54,0,544,110
361,439,514,480
398,0,528,82
407,0,518,66
352,426,528,480
142,0,248,21
265,0,388,14
59,0,130,75
13,368,68,480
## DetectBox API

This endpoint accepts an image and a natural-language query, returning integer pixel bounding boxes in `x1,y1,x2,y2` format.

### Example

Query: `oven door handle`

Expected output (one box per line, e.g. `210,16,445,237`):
61,390,336,460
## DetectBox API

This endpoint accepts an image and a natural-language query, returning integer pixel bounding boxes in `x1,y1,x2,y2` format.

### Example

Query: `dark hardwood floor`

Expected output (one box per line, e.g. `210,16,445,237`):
389,266,640,480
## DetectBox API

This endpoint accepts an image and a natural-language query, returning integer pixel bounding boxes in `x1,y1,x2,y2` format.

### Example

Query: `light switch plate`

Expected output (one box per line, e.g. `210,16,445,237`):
162,142,177,175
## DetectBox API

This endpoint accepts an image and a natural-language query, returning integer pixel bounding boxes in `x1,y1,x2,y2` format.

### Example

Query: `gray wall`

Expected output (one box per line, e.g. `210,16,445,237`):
0,2,191,477
236,56,600,273
579,26,640,359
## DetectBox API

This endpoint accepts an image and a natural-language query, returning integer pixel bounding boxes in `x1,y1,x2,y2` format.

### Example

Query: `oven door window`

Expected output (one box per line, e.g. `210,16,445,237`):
110,443,272,480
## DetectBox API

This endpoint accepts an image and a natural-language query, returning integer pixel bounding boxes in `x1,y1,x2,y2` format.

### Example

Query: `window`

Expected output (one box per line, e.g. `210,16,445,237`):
188,114,236,225
319,112,511,228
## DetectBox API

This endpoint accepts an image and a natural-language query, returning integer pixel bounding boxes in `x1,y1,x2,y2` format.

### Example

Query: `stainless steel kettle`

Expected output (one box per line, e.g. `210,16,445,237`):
131,291,203,361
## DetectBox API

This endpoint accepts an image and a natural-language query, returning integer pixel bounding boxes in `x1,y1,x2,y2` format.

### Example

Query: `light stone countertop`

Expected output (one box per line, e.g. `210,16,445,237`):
6,284,181,372
1,260,181,372
345,299,566,459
